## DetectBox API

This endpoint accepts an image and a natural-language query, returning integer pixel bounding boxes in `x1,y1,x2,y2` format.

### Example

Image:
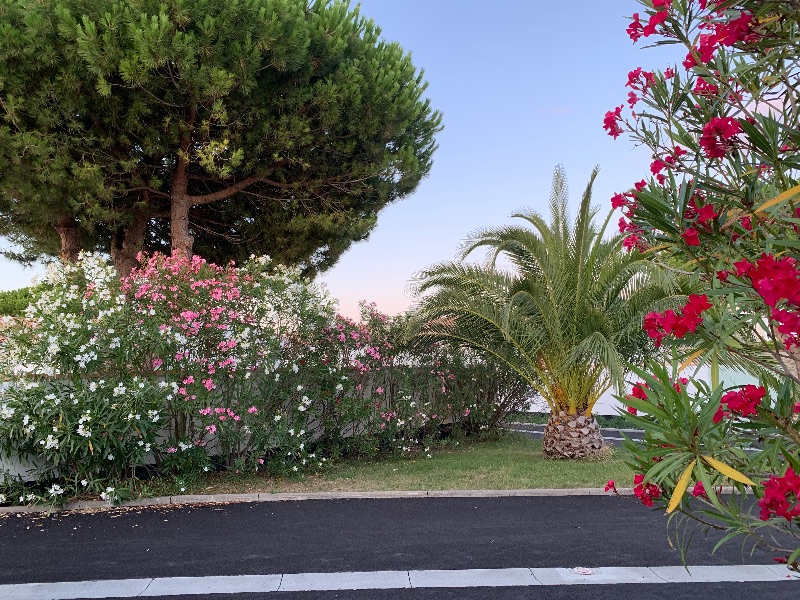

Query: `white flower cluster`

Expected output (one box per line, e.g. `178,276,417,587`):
40,434,59,450
77,414,92,438
297,396,311,412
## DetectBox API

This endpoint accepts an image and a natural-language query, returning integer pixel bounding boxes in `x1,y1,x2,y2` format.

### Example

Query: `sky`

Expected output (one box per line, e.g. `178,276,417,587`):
0,0,684,313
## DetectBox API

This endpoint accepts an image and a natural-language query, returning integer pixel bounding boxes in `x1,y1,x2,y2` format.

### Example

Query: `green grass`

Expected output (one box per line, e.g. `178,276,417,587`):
141,433,635,498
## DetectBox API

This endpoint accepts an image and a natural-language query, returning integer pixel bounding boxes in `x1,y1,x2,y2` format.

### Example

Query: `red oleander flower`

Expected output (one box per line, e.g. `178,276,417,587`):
604,105,624,139
758,467,800,522
611,193,628,210
622,233,647,252
627,13,644,42
643,295,711,346
699,117,741,158
605,479,617,492
682,228,700,246
643,10,668,37
693,76,719,96
692,480,708,498
715,384,765,422
650,159,667,175
695,204,718,225
771,309,800,350
736,254,800,308
634,474,662,507
720,384,764,418
672,377,689,392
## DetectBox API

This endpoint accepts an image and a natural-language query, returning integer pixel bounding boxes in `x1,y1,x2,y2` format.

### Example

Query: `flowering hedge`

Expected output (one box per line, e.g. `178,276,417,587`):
605,0,800,567
0,253,528,506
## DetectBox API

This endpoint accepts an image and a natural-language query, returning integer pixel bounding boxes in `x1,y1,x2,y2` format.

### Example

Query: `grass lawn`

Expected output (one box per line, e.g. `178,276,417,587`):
138,433,636,498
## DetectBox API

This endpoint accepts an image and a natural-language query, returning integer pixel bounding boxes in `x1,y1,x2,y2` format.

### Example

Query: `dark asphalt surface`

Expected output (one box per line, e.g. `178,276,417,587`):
506,423,644,447
0,496,786,587
94,583,795,600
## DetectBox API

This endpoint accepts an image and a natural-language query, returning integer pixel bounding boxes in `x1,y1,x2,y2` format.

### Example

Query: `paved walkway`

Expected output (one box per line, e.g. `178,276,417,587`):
0,565,797,599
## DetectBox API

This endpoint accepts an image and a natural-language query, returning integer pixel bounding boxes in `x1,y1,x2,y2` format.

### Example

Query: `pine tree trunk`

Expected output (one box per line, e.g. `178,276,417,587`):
170,107,196,258
55,215,80,263
170,193,193,257
111,208,149,277
542,410,604,459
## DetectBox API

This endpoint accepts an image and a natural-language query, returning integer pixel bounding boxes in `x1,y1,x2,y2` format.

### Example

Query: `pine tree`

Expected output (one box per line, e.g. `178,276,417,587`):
0,0,442,274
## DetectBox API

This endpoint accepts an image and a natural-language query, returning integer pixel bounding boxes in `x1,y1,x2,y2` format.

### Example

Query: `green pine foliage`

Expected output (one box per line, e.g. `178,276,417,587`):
0,286,41,316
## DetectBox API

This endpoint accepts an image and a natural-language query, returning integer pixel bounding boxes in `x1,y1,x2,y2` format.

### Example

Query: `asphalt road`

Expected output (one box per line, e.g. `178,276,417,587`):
505,423,644,446
1,496,796,599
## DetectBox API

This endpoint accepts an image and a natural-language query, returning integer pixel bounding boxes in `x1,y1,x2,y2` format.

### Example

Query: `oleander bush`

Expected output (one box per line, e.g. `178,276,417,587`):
0,253,530,506
604,0,800,568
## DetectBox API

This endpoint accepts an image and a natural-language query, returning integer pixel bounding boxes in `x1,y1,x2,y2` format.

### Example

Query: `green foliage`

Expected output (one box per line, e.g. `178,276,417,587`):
409,165,682,416
0,286,41,316
0,0,442,273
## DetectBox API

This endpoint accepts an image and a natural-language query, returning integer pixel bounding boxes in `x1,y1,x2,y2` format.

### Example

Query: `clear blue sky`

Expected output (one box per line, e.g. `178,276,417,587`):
0,0,683,319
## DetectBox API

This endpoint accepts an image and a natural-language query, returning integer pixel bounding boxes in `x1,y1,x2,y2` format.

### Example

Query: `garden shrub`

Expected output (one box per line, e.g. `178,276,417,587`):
0,254,529,506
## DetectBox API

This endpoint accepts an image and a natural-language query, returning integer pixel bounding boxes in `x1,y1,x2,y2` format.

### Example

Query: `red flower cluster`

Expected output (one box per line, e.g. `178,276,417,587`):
603,105,624,139
626,381,649,414
605,479,617,492
713,384,765,423
693,76,719,97
672,377,689,392
643,294,713,346
682,10,756,69
627,3,670,43
682,228,700,246
699,117,741,158
758,467,800,522
692,480,708,498
735,253,800,349
735,254,800,308
626,67,656,93
634,474,662,506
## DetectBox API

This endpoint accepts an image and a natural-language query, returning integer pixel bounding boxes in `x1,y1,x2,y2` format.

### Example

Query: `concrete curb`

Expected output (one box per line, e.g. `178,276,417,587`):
0,487,638,515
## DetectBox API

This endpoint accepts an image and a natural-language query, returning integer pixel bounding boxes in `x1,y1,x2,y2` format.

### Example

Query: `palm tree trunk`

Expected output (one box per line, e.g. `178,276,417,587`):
542,410,604,459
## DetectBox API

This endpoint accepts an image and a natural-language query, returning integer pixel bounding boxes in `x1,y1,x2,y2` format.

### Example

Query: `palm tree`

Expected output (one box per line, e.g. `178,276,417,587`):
408,166,679,458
